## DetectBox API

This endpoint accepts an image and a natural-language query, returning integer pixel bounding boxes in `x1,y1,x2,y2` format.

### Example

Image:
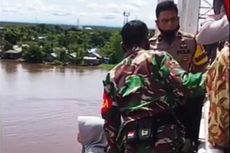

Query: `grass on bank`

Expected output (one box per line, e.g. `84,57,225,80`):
98,64,116,71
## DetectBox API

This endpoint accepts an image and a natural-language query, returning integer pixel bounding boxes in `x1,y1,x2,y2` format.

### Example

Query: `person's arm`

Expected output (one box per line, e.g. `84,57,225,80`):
196,15,229,45
155,52,206,99
101,73,121,153
82,146,85,153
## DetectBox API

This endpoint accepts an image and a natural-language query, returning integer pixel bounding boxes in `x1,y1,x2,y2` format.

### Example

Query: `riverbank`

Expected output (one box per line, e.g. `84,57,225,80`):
98,64,115,70
0,59,115,71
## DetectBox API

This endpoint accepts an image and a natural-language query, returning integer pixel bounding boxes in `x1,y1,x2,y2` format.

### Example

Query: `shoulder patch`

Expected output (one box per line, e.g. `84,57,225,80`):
192,44,208,66
101,91,113,115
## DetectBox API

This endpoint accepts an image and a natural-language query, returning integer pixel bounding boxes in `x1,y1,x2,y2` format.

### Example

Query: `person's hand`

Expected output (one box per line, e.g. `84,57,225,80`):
105,145,121,153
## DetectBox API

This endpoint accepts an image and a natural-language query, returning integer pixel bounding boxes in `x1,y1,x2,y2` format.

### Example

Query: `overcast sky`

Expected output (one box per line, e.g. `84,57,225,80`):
0,0,213,29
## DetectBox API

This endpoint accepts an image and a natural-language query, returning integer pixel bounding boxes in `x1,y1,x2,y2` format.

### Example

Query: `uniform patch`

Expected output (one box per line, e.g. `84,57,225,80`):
101,91,113,115
180,41,187,48
140,129,151,137
127,131,136,139
193,44,208,65
194,52,207,62
177,49,191,54
182,56,189,61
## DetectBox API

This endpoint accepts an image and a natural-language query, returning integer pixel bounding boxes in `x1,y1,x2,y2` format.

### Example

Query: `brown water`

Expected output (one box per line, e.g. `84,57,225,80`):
0,60,108,153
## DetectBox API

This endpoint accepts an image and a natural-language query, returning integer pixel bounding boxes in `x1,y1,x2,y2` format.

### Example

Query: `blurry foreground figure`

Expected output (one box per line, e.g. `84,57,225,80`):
197,0,229,152
77,116,107,153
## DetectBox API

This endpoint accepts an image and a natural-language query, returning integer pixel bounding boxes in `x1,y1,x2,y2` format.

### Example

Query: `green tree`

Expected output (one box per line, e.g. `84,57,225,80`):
101,32,123,64
22,43,44,63
3,41,13,51
4,29,18,45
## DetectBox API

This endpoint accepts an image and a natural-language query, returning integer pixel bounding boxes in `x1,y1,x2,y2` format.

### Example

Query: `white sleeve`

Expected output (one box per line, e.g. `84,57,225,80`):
196,15,229,44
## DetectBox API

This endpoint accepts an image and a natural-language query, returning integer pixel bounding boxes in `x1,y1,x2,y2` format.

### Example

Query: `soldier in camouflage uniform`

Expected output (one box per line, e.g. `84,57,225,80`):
101,20,206,153
149,1,208,151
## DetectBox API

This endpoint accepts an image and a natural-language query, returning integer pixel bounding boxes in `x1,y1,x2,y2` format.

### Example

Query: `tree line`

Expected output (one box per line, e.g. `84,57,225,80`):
0,24,124,64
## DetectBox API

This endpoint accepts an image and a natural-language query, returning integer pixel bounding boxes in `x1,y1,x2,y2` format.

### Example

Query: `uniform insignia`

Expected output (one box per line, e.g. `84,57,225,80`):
101,91,113,115
177,49,190,54
180,41,187,48
194,53,207,62
158,35,163,42
182,56,189,61
140,129,150,136
127,131,135,139
192,44,208,65
177,32,182,38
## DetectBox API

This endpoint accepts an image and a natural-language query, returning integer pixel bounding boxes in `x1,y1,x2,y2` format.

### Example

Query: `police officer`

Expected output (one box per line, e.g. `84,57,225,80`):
149,1,208,152
101,20,206,153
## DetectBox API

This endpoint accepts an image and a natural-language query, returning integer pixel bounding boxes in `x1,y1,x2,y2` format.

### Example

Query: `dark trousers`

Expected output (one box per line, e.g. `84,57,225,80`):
224,148,230,153
175,95,205,149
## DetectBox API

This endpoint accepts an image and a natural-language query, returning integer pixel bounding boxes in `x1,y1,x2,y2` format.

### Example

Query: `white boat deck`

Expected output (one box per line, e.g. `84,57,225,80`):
198,100,210,153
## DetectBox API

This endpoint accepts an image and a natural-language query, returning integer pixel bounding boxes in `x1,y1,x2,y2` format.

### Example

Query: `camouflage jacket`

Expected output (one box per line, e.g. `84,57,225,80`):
206,43,229,148
101,47,205,152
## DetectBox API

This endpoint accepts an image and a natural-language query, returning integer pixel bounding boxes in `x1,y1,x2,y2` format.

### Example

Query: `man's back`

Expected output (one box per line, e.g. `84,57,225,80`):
104,48,205,119
101,19,205,153
103,46,207,152
107,48,185,119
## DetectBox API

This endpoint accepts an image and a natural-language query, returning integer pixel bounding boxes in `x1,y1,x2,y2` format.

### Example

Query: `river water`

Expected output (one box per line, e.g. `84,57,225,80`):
0,60,108,153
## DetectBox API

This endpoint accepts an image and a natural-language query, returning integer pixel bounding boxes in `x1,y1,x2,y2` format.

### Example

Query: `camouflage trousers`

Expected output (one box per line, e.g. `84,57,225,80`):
121,124,185,153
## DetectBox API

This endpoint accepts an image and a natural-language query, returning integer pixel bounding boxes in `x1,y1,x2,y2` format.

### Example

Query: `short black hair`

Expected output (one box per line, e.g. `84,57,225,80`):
120,20,148,47
213,0,224,14
156,1,178,18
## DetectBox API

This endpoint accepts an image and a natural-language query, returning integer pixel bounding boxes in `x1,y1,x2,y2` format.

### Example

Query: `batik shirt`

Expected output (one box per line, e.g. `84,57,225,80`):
206,44,229,148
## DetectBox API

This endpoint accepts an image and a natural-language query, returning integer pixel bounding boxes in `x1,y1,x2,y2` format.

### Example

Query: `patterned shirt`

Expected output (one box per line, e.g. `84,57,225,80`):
206,44,229,148
101,47,205,152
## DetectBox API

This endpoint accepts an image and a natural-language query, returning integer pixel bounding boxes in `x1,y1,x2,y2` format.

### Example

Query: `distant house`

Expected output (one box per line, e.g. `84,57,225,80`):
82,48,103,66
84,27,92,30
1,50,22,59
44,52,58,62
69,52,77,59
67,52,79,64
38,36,47,41
21,44,30,48
103,57,110,64
82,56,101,66
50,52,58,59
88,48,110,64
87,48,102,58
13,45,22,52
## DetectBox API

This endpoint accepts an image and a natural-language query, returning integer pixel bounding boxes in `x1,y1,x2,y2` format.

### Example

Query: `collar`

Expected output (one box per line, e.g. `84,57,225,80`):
157,31,182,42
124,46,142,58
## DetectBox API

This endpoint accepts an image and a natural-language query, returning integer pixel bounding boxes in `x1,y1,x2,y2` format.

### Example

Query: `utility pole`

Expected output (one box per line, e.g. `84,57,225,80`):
77,17,80,29
123,11,130,25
